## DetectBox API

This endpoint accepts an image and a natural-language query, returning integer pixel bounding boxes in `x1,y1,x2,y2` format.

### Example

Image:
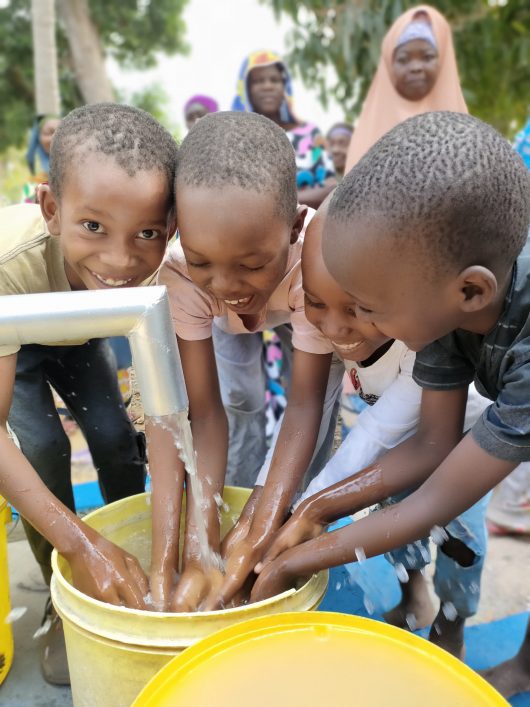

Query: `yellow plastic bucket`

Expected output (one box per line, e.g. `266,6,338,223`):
51,488,328,707
0,497,13,686
133,612,508,707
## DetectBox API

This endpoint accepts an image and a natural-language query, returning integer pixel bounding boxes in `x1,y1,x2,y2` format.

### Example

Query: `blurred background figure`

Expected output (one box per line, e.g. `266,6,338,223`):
326,122,353,181
23,114,61,202
345,5,466,172
232,48,336,209
183,94,219,131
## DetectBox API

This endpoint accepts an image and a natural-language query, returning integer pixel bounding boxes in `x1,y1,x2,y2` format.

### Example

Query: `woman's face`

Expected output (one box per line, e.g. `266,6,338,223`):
40,118,61,155
391,38,440,101
185,102,209,131
247,65,285,117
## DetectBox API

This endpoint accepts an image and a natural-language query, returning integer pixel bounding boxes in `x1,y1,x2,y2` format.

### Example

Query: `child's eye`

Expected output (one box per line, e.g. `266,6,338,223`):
304,294,325,309
357,305,373,315
241,264,264,272
138,229,160,241
82,221,103,233
188,261,208,268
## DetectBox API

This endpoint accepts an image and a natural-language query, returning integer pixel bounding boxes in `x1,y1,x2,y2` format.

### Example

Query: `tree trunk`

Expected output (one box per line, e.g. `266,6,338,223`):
31,0,61,115
56,0,114,103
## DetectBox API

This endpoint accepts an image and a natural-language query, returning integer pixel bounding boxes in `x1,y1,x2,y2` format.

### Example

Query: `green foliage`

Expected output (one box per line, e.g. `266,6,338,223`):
264,0,530,136
0,0,188,151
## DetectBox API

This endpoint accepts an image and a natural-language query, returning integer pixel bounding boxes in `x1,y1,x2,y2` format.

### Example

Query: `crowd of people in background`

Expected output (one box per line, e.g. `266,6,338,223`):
7,3,530,698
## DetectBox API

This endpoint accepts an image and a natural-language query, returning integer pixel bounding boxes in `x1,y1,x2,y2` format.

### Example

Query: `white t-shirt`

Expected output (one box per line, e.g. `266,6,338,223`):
300,340,489,503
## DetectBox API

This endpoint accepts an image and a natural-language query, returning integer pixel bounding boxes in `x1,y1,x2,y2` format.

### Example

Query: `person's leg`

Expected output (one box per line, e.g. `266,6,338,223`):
257,329,344,492
8,345,74,585
430,494,490,658
7,344,72,685
481,618,530,698
383,525,437,631
212,325,267,487
48,339,146,503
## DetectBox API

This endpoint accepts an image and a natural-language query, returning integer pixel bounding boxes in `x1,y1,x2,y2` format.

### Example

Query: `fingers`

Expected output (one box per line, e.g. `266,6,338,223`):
170,569,208,612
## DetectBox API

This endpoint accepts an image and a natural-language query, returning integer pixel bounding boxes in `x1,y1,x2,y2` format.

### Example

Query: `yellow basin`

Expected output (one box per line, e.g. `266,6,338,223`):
51,488,328,707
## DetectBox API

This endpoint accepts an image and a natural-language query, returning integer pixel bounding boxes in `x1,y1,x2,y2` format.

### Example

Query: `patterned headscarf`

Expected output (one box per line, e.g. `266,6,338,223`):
231,49,297,124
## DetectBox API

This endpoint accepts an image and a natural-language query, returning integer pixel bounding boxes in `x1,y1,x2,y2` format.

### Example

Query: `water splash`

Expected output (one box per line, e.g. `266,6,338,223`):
149,412,223,572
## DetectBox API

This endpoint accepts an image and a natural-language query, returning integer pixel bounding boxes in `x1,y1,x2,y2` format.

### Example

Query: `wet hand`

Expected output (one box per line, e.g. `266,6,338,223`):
255,512,324,574
67,534,149,609
149,567,176,612
171,563,224,612
250,555,300,602
202,538,261,611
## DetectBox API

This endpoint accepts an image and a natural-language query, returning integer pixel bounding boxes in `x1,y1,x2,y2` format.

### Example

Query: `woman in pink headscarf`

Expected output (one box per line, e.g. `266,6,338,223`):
345,5,467,172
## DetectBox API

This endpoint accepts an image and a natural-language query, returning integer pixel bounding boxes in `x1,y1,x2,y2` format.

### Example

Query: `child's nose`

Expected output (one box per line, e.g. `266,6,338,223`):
100,242,135,269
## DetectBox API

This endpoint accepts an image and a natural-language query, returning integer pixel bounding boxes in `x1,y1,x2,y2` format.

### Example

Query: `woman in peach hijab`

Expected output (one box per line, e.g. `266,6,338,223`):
345,5,467,172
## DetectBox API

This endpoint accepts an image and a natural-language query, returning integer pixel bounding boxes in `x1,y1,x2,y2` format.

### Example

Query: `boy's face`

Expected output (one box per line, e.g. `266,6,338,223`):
40,154,172,291
302,214,389,362
177,185,304,316
327,132,352,175
323,217,463,352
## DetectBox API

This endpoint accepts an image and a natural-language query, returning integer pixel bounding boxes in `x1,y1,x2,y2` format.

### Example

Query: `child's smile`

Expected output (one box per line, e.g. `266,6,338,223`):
41,154,172,292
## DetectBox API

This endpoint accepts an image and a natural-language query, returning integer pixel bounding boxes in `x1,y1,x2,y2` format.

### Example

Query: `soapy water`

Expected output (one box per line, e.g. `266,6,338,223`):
149,412,224,574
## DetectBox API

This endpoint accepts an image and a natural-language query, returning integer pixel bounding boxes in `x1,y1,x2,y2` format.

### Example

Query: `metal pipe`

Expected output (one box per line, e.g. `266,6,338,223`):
0,286,188,416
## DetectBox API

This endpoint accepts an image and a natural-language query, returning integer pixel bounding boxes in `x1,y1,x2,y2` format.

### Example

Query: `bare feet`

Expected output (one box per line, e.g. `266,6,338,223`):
480,620,530,698
384,570,437,630
429,608,466,659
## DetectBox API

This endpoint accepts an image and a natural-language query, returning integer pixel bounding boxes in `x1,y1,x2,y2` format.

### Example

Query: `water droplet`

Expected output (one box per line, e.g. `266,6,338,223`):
442,602,458,621
355,547,366,563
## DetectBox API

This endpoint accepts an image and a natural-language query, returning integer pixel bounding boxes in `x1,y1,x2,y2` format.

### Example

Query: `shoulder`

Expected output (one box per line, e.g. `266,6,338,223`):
0,204,48,263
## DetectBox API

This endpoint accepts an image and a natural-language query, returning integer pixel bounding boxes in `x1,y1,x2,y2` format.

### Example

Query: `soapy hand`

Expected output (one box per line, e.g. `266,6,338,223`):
171,561,225,612
255,510,324,574
149,567,176,612
220,486,263,559
66,533,149,609
251,552,302,602
202,537,263,611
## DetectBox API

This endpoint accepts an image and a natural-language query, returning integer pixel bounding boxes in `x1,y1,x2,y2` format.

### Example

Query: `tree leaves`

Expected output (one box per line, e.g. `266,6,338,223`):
262,0,530,136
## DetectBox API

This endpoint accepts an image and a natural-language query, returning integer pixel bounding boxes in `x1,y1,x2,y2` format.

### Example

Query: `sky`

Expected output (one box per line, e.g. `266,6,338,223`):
107,0,344,135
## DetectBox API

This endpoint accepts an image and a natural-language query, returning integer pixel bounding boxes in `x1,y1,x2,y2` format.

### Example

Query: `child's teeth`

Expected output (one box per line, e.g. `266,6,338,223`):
225,297,250,305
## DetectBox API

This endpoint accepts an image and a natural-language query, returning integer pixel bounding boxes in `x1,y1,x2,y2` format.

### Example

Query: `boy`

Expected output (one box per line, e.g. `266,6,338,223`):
153,111,344,611
0,103,178,682
326,123,353,181
256,201,492,657
252,111,530,697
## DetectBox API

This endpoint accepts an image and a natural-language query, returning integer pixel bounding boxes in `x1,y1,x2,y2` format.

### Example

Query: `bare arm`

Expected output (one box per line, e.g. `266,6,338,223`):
258,387,468,567
0,354,148,607
205,350,332,609
170,336,229,611
252,434,515,601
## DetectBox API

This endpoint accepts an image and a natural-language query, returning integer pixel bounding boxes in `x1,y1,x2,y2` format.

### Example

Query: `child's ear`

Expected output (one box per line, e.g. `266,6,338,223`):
456,266,498,313
39,185,61,235
290,205,308,244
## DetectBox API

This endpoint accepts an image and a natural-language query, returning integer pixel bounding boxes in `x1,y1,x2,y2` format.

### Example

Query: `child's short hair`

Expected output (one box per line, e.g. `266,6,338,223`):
176,111,297,221
50,103,178,205
329,111,530,275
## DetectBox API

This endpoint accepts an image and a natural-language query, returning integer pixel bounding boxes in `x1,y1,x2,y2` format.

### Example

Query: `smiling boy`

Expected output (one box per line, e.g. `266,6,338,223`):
0,103,178,683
